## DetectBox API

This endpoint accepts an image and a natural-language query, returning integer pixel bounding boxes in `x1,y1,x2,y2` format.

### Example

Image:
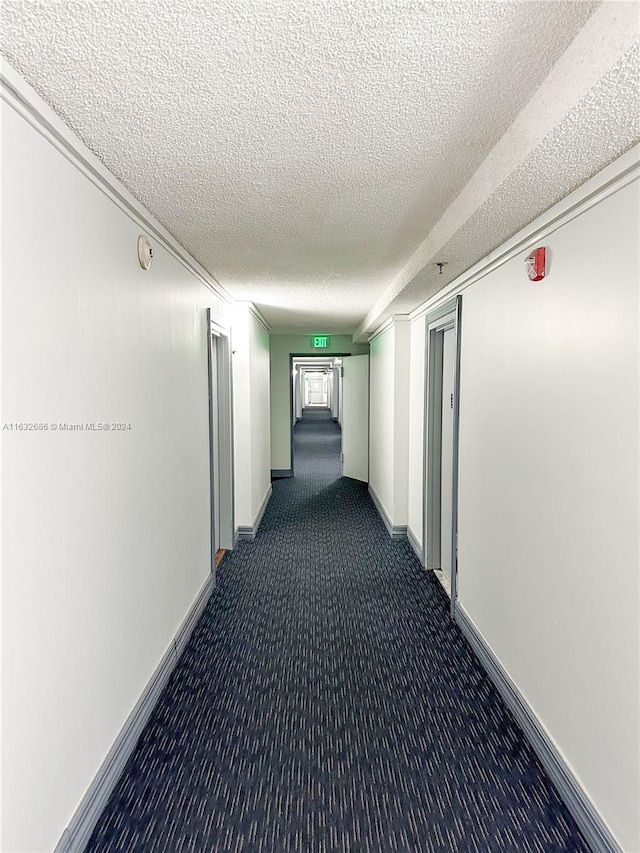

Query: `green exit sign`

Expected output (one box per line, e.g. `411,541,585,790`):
312,335,329,349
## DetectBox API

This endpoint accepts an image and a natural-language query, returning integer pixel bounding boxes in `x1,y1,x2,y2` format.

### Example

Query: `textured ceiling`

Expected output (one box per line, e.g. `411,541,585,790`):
1,1,638,336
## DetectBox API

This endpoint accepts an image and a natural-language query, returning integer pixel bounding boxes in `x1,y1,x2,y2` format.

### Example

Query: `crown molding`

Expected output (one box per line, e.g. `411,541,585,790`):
236,301,272,334
367,314,411,344
1,59,236,308
404,143,640,328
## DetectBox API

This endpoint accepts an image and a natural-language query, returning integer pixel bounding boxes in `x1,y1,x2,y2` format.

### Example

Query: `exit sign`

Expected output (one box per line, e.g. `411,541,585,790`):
312,335,329,348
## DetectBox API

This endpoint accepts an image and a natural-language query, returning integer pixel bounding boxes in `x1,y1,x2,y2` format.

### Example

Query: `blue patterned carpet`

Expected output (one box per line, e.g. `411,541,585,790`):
86,409,590,852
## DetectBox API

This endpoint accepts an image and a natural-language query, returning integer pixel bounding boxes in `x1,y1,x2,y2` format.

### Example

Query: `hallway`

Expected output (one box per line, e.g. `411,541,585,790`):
87,410,589,853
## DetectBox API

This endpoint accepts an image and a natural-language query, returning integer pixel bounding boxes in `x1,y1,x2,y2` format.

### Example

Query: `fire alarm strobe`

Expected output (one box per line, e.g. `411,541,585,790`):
525,247,546,281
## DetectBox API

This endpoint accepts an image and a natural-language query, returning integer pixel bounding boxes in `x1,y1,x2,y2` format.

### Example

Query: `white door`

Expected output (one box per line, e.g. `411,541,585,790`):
342,355,369,482
440,327,456,580
309,378,324,404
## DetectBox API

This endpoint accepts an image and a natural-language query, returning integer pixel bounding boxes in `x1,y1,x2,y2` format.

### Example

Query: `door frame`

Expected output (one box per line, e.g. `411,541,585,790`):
423,295,463,613
207,309,235,568
288,352,352,475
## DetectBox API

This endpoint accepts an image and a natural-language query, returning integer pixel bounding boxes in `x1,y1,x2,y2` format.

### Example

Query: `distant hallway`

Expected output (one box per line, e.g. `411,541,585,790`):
293,406,341,474
87,409,589,852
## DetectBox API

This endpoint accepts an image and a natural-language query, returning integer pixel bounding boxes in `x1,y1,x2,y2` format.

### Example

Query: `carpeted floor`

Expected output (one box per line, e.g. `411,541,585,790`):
86,409,590,852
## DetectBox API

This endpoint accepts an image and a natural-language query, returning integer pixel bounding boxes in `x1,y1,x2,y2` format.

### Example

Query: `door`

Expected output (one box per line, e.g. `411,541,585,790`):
440,327,456,581
424,295,462,611
207,309,235,564
342,354,369,482
208,329,221,556
309,377,324,404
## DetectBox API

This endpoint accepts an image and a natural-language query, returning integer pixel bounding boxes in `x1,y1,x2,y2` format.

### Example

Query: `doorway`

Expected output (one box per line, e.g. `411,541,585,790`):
207,309,234,568
289,353,368,480
424,297,462,610
304,372,329,407
291,356,343,431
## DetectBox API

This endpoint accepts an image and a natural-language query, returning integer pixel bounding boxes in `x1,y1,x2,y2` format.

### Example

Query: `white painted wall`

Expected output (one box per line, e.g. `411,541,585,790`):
249,314,272,523
0,96,247,852
231,305,272,530
270,335,368,473
232,306,253,532
406,172,639,850
330,367,339,420
296,369,303,420
369,320,411,528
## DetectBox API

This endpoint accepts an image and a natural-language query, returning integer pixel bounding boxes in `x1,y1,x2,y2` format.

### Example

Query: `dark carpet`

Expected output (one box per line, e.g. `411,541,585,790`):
86,409,590,852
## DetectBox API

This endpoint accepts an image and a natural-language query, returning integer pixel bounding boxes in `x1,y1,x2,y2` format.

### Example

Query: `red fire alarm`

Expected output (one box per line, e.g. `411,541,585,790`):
525,247,546,281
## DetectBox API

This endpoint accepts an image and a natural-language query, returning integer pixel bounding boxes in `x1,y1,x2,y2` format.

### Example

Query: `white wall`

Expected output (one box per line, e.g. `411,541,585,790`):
231,306,271,530
249,315,272,522
407,173,639,851
231,306,253,530
369,320,411,528
331,367,339,420
270,335,368,473
0,96,241,852
296,369,303,421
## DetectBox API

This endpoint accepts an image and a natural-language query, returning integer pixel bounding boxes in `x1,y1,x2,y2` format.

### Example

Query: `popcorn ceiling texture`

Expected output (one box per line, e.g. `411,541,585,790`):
2,0,636,335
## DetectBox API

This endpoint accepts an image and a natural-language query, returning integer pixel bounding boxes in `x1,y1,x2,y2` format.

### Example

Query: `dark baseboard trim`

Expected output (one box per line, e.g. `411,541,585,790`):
454,603,622,853
54,572,216,853
271,468,293,479
236,486,272,542
407,526,423,563
368,484,407,540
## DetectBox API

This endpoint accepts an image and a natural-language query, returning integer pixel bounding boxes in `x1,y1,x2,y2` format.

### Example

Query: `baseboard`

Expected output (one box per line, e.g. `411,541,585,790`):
236,486,272,542
454,603,622,853
54,572,216,853
368,484,407,540
271,468,293,479
407,526,423,563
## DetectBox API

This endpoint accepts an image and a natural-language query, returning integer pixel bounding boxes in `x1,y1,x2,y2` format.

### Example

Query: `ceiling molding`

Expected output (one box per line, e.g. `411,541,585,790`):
368,314,411,344
2,4,638,337
236,301,272,333
403,143,640,328
354,1,640,341
0,59,237,309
